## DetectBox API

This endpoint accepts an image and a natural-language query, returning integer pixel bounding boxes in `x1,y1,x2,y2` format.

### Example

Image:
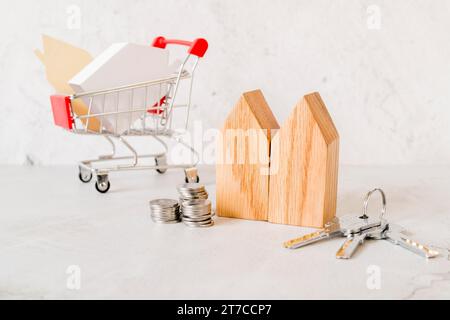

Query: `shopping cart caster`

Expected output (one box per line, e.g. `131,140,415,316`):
184,167,200,183
155,155,167,174
95,175,110,194
78,168,93,183
185,176,200,183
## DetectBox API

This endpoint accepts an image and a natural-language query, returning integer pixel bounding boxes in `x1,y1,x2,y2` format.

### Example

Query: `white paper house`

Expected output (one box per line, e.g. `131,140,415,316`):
70,43,175,134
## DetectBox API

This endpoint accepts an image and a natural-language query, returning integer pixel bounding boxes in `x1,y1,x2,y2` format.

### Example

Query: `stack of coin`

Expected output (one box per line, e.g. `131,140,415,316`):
149,199,181,224
181,199,214,228
177,183,209,202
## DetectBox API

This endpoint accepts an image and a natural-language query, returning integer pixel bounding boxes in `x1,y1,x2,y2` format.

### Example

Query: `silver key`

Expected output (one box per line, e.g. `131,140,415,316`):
284,188,440,260
334,188,388,259
383,227,440,259
342,188,387,235
364,223,440,259
283,218,342,249
284,188,387,253
335,221,389,259
335,233,368,259
283,214,383,250
339,214,384,236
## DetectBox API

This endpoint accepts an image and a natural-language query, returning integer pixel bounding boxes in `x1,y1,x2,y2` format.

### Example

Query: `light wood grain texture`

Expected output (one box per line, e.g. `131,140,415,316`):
268,92,339,228
216,90,280,221
35,35,101,132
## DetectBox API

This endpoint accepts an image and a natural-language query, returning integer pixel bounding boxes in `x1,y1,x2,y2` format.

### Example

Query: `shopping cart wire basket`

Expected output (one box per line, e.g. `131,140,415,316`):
50,37,208,193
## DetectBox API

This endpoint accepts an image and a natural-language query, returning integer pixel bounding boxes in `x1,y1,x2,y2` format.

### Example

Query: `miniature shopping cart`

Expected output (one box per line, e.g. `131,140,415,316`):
50,37,208,193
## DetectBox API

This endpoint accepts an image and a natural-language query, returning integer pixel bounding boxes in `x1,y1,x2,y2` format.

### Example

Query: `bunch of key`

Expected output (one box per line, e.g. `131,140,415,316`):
149,199,181,224
284,188,440,259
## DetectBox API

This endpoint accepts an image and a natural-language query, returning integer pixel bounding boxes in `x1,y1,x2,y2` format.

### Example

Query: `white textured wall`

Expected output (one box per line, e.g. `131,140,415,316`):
1,0,449,165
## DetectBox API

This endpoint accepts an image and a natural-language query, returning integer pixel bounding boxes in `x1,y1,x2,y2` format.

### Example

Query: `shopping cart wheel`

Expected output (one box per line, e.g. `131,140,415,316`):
95,175,110,194
78,169,93,183
184,167,200,183
185,176,200,183
155,155,167,174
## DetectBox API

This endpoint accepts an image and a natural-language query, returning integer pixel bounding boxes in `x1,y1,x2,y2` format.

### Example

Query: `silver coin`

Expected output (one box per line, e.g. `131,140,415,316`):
151,214,180,219
152,219,178,224
150,199,179,208
182,214,211,220
151,209,179,214
182,216,212,223
151,212,178,217
177,183,206,191
151,213,180,219
178,189,207,194
177,183,209,206
182,210,211,216
182,199,211,207
153,217,180,221
151,211,180,215
182,196,209,200
151,214,179,219
179,188,207,193
150,185,214,227
182,214,210,219
182,204,211,210
178,190,208,197
182,208,212,217
150,207,179,212
181,211,209,216
151,212,179,217
183,217,213,224
183,220,214,228
178,191,207,196
179,194,208,200
152,219,181,224
149,198,182,224
182,207,210,212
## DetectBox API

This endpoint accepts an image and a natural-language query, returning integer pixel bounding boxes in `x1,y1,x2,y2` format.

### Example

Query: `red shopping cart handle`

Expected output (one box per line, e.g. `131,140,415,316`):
50,95,73,130
152,37,208,58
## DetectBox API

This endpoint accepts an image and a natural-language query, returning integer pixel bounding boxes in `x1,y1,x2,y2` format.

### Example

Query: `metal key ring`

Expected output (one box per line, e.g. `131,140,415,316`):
362,188,386,220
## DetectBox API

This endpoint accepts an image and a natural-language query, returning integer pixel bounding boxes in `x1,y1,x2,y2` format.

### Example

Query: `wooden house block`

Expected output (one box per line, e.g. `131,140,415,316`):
268,92,339,228
216,90,280,221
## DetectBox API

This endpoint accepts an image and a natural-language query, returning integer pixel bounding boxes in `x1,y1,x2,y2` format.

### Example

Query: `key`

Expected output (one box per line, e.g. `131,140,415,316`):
335,222,389,259
339,215,384,237
384,229,440,259
365,223,440,259
428,246,450,260
284,213,385,250
284,188,441,260
283,218,342,249
339,188,387,237
336,233,368,259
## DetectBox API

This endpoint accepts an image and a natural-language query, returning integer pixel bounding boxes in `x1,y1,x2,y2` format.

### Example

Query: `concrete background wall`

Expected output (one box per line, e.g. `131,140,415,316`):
1,0,449,165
